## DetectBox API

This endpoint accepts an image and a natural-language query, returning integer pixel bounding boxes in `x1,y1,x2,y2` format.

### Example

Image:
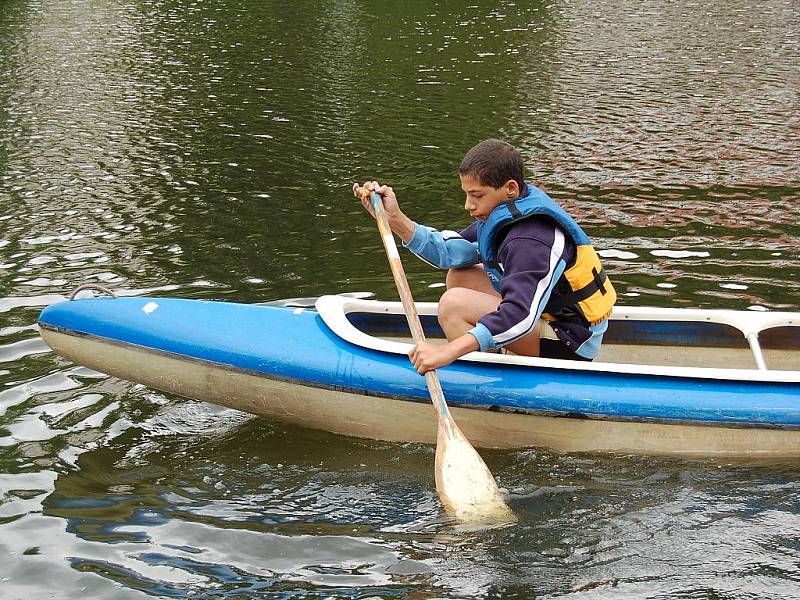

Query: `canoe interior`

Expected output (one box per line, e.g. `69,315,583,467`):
345,312,800,371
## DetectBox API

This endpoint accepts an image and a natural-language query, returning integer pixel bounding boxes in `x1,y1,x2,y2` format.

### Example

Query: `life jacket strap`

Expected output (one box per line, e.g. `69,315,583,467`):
546,267,610,314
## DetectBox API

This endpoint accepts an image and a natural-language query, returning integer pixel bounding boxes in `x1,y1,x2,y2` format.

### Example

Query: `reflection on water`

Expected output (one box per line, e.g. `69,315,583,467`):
8,406,800,598
1,0,799,597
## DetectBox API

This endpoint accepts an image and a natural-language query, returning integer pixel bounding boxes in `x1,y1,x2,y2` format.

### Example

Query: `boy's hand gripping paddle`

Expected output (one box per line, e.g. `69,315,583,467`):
354,185,515,524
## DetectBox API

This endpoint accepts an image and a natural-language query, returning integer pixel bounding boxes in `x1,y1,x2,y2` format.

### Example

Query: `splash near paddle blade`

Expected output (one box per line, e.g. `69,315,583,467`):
434,416,516,524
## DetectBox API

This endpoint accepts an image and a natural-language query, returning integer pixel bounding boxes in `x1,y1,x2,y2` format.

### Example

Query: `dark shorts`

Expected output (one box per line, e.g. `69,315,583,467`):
539,338,592,362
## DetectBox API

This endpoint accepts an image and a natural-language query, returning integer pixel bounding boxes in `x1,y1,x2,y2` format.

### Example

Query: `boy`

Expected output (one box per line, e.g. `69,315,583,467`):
355,138,616,375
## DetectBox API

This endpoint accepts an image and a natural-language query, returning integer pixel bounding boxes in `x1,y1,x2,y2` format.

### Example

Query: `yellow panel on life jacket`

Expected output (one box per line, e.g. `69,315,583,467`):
564,245,617,325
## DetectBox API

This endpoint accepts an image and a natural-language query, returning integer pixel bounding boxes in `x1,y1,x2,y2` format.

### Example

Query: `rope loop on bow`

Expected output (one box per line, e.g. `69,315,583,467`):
68,283,118,301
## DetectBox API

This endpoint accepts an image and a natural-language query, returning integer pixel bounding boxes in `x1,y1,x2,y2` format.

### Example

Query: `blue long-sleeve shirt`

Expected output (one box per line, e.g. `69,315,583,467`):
403,217,607,359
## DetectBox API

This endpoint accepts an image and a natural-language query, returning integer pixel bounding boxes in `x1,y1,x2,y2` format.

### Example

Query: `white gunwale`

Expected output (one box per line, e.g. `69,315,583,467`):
314,295,800,384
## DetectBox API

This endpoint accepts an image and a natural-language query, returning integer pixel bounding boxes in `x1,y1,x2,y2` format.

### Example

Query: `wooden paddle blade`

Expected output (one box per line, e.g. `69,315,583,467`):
434,415,516,523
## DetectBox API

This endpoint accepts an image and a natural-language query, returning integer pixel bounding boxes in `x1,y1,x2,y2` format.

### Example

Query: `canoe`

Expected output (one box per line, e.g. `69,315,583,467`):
37,293,800,457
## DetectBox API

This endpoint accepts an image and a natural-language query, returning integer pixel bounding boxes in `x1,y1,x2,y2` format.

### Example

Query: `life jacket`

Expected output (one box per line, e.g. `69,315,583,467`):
476,185,616,325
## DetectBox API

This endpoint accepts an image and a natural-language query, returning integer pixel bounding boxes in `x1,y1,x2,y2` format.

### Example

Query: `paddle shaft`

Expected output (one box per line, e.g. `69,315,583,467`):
362,189,512,522
369,192,450,419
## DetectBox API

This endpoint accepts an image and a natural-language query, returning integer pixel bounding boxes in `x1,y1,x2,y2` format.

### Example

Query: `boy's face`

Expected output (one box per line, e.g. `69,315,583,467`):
459,174,519,221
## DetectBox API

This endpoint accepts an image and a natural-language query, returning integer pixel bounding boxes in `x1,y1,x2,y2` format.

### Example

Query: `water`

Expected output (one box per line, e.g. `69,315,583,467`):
1,0,799,597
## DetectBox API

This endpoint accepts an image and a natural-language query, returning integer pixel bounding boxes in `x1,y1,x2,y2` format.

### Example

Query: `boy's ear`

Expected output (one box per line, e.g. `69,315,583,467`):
504,179,520,197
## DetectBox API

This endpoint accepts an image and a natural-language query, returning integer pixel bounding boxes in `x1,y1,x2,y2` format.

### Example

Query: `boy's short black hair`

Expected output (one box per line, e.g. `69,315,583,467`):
459,139,525,190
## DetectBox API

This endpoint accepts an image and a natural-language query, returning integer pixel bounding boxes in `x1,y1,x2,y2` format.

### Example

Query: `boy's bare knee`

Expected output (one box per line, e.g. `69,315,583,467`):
437,287,473,338
438,286,469,315
437,286,501,340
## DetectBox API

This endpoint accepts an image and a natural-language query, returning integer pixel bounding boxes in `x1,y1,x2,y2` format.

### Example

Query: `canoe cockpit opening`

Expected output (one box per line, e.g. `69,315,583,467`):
599,321,799,371
345,311,445,341
319,295,800,372
343,314,799,370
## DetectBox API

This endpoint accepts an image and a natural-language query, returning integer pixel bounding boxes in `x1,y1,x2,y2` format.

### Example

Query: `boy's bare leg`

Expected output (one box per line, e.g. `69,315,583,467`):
438,266,541,356
445,264,498,296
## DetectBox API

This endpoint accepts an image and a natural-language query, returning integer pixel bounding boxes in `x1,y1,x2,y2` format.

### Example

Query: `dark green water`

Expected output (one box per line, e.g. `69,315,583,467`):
1,0,799,598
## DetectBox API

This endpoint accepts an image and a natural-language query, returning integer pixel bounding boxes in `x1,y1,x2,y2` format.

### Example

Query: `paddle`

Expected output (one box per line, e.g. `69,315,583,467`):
354,185,515,524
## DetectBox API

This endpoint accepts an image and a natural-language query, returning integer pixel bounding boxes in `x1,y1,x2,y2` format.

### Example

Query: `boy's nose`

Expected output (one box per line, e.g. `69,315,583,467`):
464,197,473,210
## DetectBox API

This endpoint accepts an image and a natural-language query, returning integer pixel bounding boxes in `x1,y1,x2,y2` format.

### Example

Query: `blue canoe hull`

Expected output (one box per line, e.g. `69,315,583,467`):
37,296,800,455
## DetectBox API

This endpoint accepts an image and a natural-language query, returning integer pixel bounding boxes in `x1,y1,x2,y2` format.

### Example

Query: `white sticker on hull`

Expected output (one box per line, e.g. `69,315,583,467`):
142,302,159,314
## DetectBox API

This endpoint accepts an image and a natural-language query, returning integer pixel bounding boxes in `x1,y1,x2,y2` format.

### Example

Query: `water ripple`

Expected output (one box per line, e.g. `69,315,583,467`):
1,0,799,598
